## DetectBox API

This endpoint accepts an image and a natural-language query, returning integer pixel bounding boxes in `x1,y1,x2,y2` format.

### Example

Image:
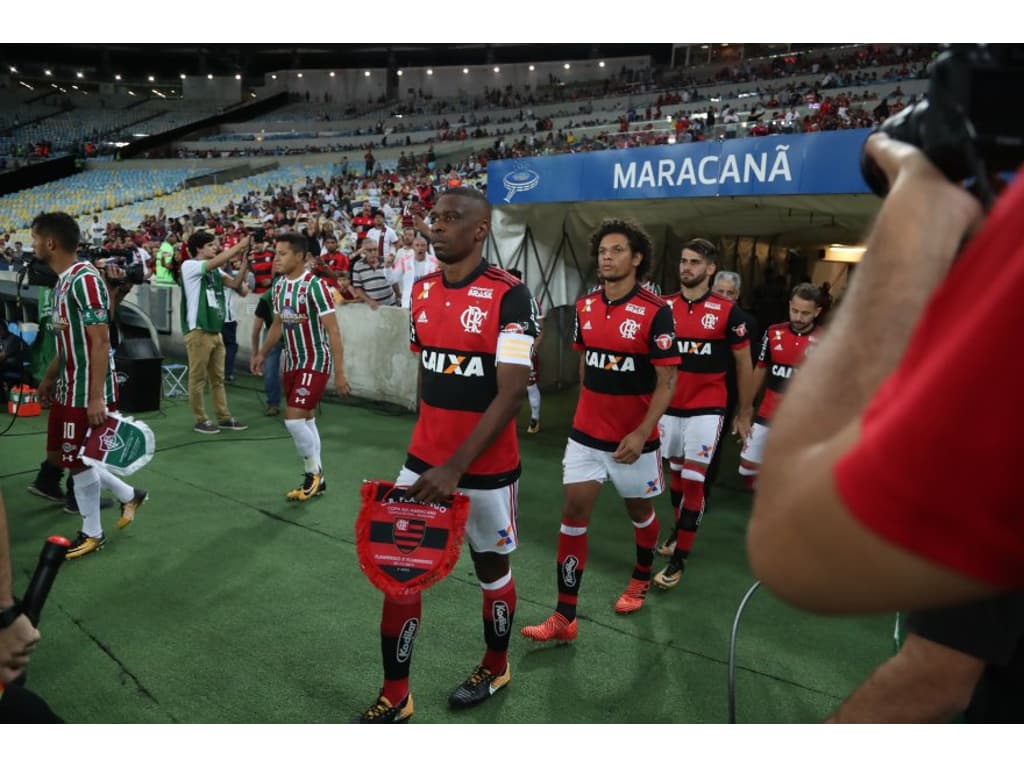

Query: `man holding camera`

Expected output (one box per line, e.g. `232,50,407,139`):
748,131,1024,611
181,231,250,434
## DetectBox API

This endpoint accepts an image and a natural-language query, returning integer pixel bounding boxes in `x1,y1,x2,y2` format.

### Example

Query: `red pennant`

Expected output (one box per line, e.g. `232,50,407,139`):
355,480,470,598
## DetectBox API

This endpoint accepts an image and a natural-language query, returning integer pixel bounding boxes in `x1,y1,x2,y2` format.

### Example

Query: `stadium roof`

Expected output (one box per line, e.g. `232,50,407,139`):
2,43,827,84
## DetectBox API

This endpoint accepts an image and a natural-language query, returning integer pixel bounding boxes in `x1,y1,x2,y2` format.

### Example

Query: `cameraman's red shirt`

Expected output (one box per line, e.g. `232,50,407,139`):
835,172,1024,588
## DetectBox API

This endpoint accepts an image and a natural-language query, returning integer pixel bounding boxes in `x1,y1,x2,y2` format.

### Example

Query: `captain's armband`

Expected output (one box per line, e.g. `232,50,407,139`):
496,332,534,367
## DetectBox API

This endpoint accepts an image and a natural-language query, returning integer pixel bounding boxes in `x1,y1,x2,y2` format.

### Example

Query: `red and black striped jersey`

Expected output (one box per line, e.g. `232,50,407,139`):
249,249,275,294
756,322,820,422
571,285,679,453
664,290,750,416
407,261,539,489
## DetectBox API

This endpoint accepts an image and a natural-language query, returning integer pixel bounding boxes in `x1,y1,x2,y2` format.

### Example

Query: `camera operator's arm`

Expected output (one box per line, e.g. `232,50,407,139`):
748,133,988,613
0,491,41,684
826,633,984,723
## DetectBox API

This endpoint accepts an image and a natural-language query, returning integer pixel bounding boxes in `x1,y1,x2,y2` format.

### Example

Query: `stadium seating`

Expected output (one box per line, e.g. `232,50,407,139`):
0,168,212,234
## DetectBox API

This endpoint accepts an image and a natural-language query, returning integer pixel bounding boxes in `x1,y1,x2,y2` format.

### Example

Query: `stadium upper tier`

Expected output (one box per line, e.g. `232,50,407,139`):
0,94,237,157
5,108,167,151
0,168,212,233
209,62,928,144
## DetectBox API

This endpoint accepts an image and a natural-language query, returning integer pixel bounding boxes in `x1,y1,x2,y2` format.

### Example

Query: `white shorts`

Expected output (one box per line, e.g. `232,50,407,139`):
562,439,663,499
658,414,725,472
395,466,518,555
739,422,770,467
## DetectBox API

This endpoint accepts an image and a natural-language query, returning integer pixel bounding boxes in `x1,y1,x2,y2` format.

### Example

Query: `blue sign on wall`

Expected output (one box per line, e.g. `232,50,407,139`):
487,129,873,205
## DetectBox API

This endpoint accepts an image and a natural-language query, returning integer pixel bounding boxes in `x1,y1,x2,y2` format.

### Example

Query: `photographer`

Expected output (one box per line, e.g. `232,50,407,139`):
747,132,1022,613
92,258,136,349
181,231,250,434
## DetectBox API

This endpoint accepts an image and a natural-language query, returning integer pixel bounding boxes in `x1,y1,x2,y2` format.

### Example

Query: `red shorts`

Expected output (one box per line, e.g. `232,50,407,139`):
283,368,329,410
46,402,92,469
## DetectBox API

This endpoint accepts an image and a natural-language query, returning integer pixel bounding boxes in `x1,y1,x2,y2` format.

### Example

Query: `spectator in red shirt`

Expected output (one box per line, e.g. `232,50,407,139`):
351,202,375,239
312,235,350,300
247,233,275,294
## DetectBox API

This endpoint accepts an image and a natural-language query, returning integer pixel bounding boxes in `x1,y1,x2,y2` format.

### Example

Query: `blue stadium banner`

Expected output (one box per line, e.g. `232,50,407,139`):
487,128,874,205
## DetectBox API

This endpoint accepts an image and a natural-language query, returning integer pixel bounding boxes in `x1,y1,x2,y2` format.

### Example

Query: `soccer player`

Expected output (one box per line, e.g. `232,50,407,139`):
652,238,754,590
31,213,147,559
507,268,543,434
251,233,350,501
738,283,822,489
520,219,678,644
357,187,538,723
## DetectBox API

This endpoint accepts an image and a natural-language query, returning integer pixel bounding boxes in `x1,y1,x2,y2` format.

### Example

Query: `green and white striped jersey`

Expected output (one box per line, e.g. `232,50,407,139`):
51,261,117,407
272,271,335,373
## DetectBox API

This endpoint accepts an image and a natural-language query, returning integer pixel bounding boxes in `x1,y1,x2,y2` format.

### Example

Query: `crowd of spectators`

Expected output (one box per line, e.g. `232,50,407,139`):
0,164,480,304
172,45,934,163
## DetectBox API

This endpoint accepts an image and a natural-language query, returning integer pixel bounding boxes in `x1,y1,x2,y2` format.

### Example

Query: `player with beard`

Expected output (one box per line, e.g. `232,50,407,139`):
653,238,754,590
521,219,679,643
357,187,538,723
738,283,822,488
32,213,147,559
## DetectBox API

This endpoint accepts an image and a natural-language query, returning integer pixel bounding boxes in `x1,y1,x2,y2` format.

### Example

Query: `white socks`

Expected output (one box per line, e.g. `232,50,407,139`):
307,418,322,472
285,419,318,473
94,465,134,504
527,384,541,420
72,468,103,537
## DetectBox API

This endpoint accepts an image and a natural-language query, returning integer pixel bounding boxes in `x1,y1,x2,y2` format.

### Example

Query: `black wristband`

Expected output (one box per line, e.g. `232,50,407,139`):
0,599,23,629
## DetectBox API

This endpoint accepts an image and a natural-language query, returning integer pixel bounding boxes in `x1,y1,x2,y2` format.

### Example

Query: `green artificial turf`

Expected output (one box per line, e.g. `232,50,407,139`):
0,374,890,723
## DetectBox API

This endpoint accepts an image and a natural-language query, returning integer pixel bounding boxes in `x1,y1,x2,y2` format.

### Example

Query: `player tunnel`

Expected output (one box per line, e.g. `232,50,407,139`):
483,128,881,390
